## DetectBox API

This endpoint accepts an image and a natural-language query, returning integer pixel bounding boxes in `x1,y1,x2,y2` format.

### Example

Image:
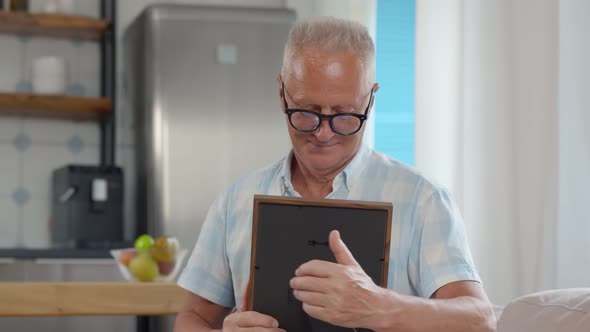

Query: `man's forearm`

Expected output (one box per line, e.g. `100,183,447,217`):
370,291,496,332
174,311,222,332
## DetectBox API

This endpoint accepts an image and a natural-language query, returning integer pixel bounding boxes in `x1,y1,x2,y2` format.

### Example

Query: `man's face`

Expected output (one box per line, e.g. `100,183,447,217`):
279,47,375,173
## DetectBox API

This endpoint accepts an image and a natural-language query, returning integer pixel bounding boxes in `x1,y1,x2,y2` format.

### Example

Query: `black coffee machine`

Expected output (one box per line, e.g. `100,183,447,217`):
51,165,124,248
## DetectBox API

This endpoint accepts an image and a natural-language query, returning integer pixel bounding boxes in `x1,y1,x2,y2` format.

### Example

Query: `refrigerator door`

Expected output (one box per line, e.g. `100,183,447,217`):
126,4,294,254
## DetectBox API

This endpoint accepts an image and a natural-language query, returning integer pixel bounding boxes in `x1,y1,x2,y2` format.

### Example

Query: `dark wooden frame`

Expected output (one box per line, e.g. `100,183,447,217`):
247,194,393,311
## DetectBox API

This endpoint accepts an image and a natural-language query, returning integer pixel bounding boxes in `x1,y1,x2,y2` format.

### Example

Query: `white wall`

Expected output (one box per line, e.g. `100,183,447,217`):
509,0,559,296
415,0,463,204
416,0,562,304
558,0,590,288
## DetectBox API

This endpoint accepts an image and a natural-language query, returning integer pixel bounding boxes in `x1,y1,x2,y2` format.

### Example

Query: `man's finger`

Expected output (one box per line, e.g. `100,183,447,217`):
329,230,359,267
293,289,329,307
240,328,286,332
290,275,330,293
302,302,327,322
236,311,279,328
296,259,340,277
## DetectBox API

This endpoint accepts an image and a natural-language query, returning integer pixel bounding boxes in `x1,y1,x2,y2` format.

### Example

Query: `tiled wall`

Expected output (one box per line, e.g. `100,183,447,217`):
0,0,135,248
0,0,323,248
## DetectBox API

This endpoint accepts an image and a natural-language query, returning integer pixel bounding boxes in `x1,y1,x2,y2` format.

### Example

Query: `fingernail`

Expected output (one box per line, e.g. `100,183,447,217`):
273,320,279,328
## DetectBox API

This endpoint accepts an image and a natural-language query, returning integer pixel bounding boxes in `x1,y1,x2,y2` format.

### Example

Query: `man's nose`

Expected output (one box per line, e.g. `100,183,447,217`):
313,109,335,141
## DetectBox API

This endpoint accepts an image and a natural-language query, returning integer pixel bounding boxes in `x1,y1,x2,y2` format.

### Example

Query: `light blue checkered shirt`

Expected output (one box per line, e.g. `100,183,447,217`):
178,144,481,308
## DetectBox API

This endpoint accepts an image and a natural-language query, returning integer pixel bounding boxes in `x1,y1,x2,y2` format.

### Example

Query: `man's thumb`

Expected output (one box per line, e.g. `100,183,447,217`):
329,230,359,267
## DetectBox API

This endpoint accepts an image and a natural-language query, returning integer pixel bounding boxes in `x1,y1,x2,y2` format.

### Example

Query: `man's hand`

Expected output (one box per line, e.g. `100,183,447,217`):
221,286,285,332
222,310,285,332
290,230,391,329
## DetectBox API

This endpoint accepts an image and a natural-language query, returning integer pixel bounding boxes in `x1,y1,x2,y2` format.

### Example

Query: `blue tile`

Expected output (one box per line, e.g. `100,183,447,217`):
12,187,31,206
67,83,87,97
67,135,84,155
15,80,32,93
13,133,31,152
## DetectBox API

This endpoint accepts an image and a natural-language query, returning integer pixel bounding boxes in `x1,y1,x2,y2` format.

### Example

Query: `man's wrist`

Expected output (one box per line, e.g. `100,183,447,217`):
366,289,434,332
363,288,407,332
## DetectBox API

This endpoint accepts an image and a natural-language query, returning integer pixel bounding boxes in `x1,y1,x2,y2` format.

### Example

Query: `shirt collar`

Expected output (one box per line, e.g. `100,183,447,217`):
279,151,295,195
278,143,370,194
341,143,369,191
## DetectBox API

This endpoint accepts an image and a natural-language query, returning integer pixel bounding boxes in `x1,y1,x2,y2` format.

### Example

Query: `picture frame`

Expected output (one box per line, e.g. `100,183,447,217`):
247,195,393,332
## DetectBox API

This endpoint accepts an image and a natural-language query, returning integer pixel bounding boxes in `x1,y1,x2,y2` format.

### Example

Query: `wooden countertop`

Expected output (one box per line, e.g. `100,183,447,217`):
0,282,187,317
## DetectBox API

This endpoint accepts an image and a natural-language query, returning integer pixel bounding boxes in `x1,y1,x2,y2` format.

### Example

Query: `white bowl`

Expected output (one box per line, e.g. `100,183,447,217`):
110,248,188,283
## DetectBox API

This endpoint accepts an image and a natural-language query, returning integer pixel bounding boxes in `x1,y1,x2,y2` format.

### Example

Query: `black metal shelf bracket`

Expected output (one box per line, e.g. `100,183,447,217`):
100,0,116,166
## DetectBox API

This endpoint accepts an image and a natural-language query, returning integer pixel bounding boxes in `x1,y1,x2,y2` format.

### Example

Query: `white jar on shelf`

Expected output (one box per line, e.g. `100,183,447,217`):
31,56,68,95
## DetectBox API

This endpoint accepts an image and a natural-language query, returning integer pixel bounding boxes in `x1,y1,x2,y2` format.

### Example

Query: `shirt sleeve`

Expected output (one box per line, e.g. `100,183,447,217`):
409,188,481,298
177,192,235,308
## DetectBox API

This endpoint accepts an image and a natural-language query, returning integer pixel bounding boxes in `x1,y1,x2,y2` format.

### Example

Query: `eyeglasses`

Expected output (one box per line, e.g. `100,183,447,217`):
281,82,373,136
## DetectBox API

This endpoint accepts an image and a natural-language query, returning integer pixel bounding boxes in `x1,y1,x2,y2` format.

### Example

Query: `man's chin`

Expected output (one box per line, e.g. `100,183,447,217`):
305,142,337,152
302,154,341,171
304,147,335,159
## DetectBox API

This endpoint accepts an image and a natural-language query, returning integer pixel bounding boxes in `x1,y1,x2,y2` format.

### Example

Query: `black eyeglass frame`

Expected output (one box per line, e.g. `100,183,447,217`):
281,82,374,136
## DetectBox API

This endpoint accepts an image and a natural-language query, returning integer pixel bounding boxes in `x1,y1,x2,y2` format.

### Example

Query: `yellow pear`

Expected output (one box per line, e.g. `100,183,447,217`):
129,252,158,282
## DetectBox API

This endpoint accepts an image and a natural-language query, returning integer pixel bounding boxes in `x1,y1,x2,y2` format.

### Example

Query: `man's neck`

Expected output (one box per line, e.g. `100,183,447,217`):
290,155,352,199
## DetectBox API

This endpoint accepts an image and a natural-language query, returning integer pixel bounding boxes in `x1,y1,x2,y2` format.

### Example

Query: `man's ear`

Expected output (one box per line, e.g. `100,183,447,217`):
277,75,287,114
276,75,283,99
370,82,380,109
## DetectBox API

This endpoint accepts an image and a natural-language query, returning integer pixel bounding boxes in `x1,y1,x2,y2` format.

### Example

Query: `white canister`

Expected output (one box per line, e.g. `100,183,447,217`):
57,0,75,14
43,0,59,13
42,0,74,14
32,56,68,95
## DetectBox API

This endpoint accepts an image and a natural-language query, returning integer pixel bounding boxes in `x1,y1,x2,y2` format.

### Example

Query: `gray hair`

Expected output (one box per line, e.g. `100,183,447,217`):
281,16,375,84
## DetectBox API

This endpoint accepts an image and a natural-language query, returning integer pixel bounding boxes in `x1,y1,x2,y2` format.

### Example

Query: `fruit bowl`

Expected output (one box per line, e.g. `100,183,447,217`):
110,248,188,282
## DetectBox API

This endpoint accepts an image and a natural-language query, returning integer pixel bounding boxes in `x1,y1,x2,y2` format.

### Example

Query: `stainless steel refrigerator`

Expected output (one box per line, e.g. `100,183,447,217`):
125,4,294,251
124,5,295,331
124,4,294,331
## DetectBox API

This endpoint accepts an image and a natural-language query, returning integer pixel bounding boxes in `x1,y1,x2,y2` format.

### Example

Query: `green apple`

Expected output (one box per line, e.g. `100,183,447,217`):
134,234,154,251
129,252,159,282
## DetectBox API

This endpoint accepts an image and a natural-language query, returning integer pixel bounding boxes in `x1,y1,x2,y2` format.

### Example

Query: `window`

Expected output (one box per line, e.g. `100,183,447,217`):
374,0,416,165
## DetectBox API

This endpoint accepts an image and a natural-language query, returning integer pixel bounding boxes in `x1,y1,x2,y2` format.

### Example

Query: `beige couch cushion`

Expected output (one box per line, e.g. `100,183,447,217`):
498,288,590,332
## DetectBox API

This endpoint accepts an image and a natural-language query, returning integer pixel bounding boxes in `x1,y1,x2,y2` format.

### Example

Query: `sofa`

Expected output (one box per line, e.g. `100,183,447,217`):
495,288,590,331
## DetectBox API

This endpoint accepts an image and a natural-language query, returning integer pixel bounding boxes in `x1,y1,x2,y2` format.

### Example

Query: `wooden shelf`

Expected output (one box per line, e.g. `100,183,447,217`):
0,93,112,120
0,11,109,40
0,282,187,317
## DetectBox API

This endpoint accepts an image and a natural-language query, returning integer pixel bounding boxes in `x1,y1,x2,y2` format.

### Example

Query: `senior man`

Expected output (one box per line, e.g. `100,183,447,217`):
175,16,495,332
